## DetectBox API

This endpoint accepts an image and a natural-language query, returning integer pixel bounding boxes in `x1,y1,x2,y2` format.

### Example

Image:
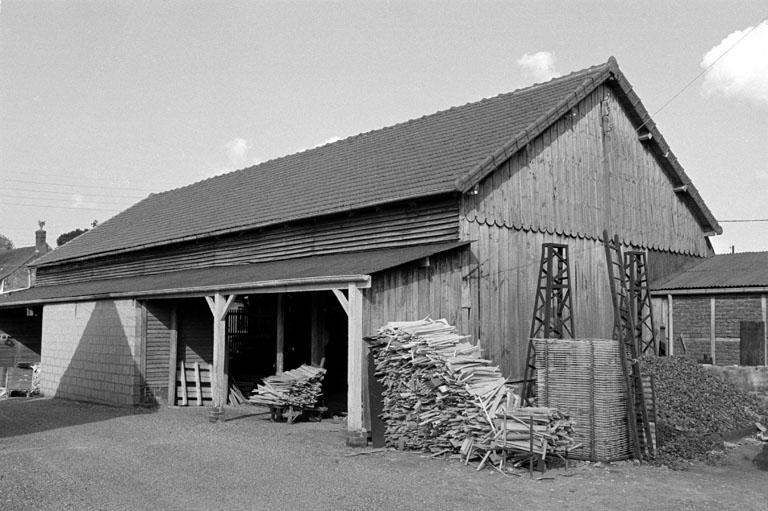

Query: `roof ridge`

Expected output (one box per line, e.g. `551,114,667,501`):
147,60,614,200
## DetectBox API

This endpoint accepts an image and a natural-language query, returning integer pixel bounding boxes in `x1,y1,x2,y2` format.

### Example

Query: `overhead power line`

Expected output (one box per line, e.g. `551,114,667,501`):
0,176,160,193
0,201,125,212
0,193,138,206
0,186,147,200
719,219,768,223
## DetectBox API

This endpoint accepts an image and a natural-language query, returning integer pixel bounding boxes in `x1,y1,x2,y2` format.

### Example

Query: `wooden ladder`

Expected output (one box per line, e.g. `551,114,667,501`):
625,250,658,355
603,231,654,459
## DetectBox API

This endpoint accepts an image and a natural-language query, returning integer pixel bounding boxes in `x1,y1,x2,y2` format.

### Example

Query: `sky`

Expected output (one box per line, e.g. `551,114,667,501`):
1,1,767,254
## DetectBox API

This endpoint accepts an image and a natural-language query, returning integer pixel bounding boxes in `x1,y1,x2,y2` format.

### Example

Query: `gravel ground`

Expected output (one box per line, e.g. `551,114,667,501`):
0,397,766,511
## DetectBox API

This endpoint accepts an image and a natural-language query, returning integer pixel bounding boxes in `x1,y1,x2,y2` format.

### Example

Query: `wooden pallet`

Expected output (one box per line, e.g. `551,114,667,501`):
175,361,212,406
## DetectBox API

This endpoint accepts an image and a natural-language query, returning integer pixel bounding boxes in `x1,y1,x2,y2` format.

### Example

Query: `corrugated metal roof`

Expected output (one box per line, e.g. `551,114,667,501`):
652,252,768,291
0,242,469,307
35,57,720,267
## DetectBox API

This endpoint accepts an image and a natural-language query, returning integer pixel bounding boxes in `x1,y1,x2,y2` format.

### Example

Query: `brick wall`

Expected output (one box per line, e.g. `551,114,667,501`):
671,294,765,366
41,300,141,406
714,295,762,337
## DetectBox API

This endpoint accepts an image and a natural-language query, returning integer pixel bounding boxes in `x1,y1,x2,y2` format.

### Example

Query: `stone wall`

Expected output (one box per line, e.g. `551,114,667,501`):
40,300,141,406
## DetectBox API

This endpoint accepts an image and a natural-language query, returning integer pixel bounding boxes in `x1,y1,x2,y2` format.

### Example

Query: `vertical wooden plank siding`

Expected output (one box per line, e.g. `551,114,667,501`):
167,303,178,405
364,249,468,335
137,301,147,384
144,301,173,389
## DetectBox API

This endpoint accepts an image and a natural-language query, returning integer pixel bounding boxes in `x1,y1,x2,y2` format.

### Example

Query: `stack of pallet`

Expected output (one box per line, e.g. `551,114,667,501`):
248,364,326,408
369,318,576,461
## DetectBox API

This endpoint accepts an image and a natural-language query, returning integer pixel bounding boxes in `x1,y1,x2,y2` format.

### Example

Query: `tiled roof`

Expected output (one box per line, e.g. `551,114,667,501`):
0,247,37,281
36,57,720,266
0,242,469,307
652,252,768,291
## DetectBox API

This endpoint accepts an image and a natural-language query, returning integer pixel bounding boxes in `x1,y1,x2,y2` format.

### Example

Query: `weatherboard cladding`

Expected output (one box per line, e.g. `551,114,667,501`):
652,252,768,290
35,197,459,286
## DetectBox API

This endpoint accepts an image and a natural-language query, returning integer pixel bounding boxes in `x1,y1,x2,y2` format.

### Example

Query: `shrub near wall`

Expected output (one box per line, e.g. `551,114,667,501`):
41,300,141,406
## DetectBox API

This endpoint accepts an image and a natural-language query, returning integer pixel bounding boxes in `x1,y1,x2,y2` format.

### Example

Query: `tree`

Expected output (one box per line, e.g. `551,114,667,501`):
0,233,14,251
56,228,88,247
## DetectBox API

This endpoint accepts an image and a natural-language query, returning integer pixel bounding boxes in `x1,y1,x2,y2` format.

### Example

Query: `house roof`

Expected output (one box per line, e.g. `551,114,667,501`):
0,241,469,307
36,57,720,267
0,247,38,282
652,252,768,293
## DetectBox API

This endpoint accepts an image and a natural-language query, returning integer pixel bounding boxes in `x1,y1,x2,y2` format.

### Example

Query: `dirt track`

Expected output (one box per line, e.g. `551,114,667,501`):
0,398,765,511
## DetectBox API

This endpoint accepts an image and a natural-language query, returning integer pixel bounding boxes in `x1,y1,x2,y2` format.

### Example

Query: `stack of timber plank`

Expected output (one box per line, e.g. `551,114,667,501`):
368,318,576,461
248,364,326,408
534,338,630,461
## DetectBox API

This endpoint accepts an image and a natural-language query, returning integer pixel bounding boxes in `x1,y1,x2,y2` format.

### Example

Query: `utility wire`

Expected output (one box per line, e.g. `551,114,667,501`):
0,186,147,200
646,14,768,121
0,194,138,206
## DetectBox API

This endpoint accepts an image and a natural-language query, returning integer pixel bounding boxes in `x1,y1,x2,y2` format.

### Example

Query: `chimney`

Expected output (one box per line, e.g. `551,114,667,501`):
35,220,48,254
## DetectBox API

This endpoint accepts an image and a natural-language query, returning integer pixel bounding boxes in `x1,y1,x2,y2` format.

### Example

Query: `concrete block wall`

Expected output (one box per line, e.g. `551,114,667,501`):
41,300,141,406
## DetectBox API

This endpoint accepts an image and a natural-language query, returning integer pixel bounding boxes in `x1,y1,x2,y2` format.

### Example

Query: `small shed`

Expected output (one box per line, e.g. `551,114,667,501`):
652,252,768,366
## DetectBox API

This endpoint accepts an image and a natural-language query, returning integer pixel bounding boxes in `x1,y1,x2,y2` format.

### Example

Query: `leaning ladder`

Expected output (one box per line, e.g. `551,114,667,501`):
625,250,658,355
521,243,575,406
604,231,654,459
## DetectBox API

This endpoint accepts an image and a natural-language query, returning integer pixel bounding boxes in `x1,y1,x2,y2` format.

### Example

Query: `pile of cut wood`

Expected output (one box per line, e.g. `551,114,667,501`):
368,318,575,463
248,364,326,408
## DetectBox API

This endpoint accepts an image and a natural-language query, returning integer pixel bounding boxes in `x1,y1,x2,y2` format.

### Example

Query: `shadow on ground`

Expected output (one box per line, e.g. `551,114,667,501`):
0,397,153,439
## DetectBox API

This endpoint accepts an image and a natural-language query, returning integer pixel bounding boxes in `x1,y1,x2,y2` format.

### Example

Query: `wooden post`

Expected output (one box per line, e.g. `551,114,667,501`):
347,284,365,445
276,294,285,374
205,293,236,422
167,303,178,405
762,295,767,366
667,294,674,356
310,292,325,366
710,297,716,364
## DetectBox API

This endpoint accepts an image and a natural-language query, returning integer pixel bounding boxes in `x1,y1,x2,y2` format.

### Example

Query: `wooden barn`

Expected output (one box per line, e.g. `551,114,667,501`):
0,58,721,441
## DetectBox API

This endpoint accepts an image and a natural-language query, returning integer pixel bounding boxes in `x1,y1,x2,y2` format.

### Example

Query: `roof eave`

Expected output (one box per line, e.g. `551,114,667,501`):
34,190,460,269
651,286,768,296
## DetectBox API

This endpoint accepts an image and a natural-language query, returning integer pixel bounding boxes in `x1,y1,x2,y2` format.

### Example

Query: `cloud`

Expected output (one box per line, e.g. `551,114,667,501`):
225,137,251,167
516,52,561,82
70,193,97,210
313,135,341,149
701,21,768,106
